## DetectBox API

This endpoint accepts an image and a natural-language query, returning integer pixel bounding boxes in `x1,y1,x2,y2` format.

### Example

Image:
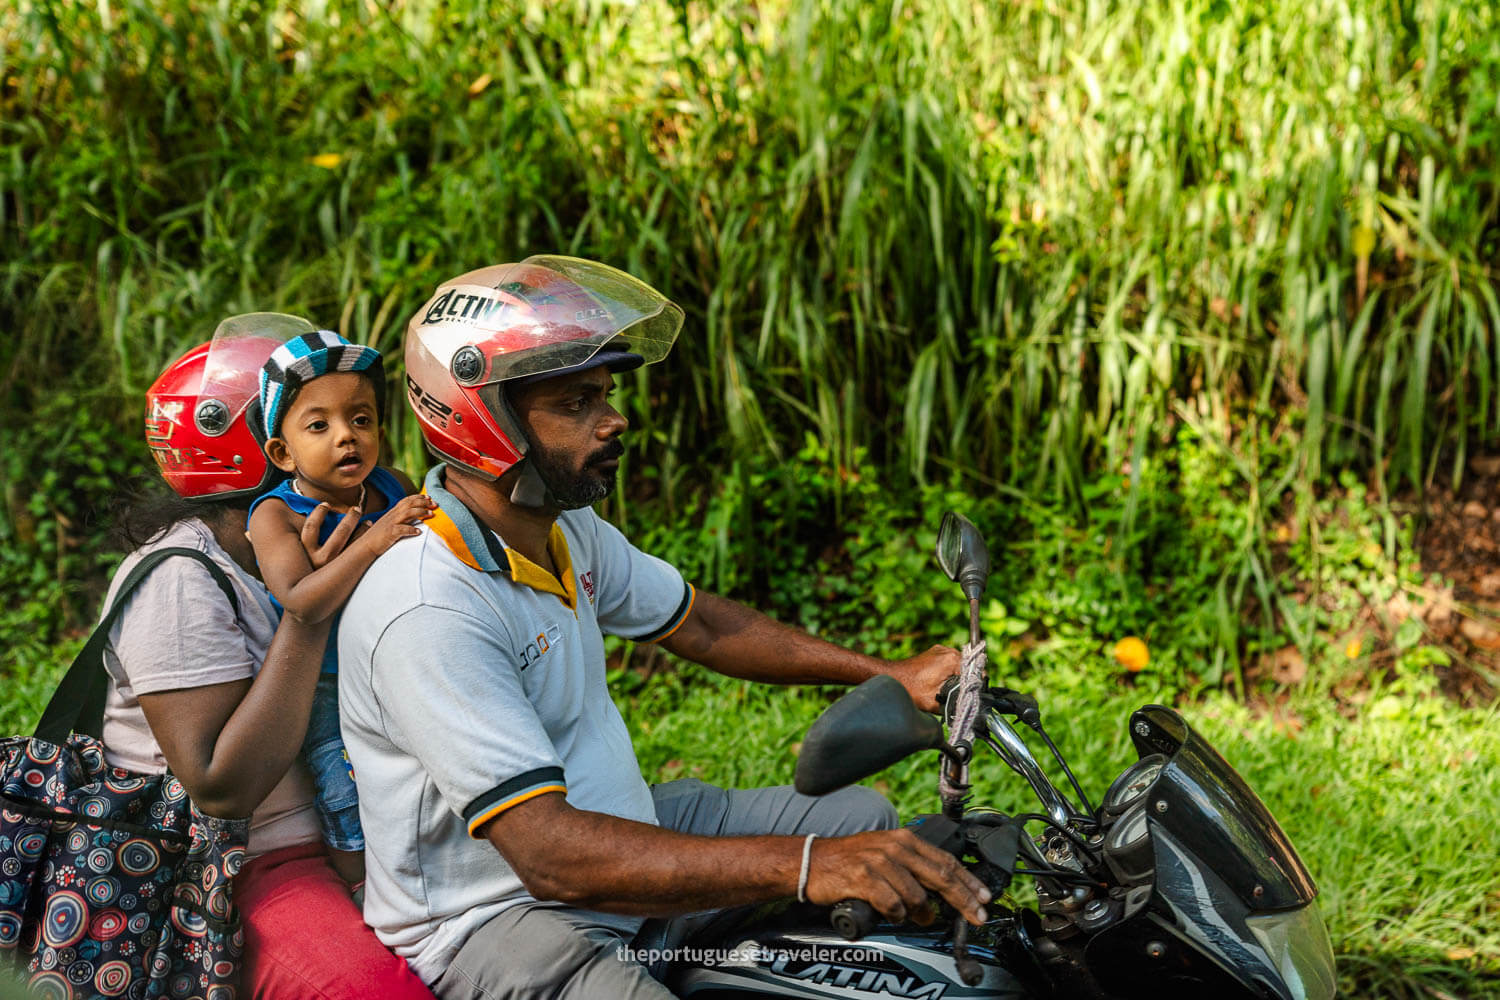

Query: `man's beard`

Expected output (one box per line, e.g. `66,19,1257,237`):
525,439,625,510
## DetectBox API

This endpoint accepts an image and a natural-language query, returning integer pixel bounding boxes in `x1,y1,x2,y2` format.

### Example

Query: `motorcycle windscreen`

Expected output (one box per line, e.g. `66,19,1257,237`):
1130,706,1317,912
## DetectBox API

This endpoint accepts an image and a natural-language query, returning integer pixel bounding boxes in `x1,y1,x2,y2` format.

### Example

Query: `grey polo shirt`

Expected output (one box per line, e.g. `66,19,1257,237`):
337,464,694,983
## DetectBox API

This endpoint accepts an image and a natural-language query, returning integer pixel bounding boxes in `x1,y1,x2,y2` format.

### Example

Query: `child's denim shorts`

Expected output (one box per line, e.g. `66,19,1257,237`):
302,673,364,852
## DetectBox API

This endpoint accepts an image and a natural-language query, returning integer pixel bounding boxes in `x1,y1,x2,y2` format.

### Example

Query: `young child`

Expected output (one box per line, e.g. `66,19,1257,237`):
247,331,436,888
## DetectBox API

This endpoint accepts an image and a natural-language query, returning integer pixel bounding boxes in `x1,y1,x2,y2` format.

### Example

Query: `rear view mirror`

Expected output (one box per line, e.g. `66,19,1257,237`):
936,511,991,602
794,676,943,796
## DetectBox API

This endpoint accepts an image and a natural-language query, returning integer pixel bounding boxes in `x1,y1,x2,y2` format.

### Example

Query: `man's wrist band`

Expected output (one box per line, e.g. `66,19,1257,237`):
797,833,817,903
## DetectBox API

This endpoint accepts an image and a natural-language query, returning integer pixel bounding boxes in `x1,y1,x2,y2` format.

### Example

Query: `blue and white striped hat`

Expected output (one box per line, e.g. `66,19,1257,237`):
258,331,385,440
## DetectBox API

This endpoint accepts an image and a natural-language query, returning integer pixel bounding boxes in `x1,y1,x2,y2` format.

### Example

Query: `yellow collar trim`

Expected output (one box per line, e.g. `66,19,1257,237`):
504,523,578,610
425,502,485,571
422,482,576,609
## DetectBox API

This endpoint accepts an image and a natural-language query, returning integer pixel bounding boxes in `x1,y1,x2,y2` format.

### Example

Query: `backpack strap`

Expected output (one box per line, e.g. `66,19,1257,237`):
33,547,240,745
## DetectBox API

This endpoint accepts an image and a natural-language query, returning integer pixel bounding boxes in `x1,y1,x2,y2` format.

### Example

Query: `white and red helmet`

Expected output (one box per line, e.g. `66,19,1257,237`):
144,313,317,501
404,255,683,479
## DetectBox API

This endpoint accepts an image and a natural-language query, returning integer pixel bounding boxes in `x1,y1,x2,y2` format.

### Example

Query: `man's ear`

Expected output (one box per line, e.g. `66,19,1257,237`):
264,437,297,474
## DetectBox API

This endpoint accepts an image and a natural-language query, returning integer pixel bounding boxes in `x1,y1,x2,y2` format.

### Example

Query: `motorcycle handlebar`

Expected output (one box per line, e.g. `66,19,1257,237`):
828,900,983,985
937,677,1041,728
830,899,877,940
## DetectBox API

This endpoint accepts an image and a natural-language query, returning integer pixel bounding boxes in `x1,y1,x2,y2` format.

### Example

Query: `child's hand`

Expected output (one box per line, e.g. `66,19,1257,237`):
363,494,439,555
300,503,362,569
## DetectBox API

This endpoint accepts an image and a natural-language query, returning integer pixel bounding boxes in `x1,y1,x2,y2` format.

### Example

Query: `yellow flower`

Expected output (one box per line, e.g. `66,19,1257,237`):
1345,639,1362,659
1113,636,1149,672
308,152,344,170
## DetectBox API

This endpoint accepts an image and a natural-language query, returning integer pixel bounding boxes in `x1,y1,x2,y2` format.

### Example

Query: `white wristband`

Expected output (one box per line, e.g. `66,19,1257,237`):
797,833,817,903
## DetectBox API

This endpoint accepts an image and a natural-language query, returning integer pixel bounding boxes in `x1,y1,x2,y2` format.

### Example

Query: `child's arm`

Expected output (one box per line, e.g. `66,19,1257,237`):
248,493,437,625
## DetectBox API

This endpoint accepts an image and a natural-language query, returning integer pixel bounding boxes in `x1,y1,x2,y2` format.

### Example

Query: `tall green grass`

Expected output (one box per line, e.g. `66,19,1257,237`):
1,5,1495,995
3,0,1495,508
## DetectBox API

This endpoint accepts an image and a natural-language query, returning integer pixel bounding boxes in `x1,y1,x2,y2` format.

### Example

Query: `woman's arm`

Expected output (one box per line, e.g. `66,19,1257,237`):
136,610,331,818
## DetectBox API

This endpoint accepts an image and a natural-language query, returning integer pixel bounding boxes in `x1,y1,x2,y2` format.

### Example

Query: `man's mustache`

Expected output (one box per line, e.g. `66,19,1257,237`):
586,440,626,467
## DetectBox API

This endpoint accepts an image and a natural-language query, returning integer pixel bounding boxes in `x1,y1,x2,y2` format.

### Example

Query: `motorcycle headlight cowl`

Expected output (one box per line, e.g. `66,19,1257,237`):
1245,904,1338,1000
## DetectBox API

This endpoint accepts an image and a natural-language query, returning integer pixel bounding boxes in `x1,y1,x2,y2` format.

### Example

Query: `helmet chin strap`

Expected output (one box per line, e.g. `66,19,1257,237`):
494,382,557,510
508,459,553,509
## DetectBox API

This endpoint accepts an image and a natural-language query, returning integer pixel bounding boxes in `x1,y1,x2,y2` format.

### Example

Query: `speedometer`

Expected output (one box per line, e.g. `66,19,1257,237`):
1101,754,1167,818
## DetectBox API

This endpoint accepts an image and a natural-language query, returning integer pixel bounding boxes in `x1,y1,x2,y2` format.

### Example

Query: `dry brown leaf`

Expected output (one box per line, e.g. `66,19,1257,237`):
1459,618,1500,650
1268,646,1306,685
1423,589,1457,626
1463,501,1490,519
1469,455,1500,477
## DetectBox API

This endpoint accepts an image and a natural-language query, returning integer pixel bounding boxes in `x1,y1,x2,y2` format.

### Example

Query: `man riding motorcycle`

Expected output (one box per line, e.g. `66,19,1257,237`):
335,256,990,999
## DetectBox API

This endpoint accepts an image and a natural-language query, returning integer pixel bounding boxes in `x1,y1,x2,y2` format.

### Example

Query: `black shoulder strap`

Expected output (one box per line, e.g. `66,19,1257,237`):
33,546,240,745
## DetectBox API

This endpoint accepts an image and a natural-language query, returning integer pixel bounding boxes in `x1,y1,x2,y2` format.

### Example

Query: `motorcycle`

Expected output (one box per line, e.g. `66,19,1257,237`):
662,511,1337,999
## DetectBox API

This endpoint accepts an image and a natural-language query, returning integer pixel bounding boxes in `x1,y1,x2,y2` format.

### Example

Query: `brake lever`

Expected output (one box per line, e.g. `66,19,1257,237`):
982,686,1040,727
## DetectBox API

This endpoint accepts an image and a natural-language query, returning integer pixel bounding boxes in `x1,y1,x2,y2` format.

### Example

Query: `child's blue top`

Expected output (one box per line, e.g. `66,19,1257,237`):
247,465,406,674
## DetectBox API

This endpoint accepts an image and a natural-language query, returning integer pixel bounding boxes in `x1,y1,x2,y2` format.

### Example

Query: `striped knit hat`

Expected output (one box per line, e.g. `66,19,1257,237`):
258,330,385,440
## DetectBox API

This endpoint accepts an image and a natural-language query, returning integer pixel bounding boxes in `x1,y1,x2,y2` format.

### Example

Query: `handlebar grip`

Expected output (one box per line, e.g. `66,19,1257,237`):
830,899,878,940
937,675,961,707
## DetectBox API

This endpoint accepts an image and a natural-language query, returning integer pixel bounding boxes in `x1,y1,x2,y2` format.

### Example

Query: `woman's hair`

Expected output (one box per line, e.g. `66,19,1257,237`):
111,477,248,551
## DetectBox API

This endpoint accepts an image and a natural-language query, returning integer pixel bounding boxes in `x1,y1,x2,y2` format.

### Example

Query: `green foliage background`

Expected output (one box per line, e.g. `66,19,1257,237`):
2,0,1498,995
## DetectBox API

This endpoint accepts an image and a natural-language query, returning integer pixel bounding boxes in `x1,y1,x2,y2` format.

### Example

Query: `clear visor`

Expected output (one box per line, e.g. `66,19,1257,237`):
200,312,318,414
411,255,683,385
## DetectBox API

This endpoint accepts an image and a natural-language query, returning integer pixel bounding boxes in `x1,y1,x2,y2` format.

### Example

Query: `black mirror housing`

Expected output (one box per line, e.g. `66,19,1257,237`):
935,512,991,602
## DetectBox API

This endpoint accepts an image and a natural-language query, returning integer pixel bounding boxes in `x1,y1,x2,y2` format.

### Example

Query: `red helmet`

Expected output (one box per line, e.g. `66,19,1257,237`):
404,255,683,479
144,313,316,501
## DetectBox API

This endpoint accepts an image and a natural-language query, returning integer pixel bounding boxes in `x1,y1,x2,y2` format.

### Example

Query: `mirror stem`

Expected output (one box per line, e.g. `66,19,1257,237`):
967,597,983,650
937,741,971,768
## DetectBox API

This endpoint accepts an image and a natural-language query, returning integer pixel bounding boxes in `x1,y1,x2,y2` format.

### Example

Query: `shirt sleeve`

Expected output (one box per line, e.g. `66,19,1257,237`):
579,511,694,643
367,602,568,837
107,557,259,696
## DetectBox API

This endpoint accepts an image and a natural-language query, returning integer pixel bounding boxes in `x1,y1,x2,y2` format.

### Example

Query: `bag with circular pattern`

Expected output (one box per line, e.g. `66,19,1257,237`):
0,548,250,1000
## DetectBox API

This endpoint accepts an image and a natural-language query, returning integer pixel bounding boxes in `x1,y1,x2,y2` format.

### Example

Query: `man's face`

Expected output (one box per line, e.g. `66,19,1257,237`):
509,366,628,510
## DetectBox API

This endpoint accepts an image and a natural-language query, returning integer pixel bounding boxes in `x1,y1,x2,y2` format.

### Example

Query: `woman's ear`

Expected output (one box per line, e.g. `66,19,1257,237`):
264,437,297,474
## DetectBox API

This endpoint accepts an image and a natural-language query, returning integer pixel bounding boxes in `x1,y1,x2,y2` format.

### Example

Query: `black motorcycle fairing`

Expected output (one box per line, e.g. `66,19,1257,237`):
1085,823,1317,1000
1129,706,1317,912
667,925,1038,999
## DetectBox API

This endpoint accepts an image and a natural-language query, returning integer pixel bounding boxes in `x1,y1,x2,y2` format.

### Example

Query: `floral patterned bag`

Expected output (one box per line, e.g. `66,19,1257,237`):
0,548,251,1000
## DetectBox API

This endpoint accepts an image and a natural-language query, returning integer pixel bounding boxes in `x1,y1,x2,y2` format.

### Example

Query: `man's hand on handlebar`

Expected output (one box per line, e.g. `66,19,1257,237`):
803,828,990,926
887,645,961,713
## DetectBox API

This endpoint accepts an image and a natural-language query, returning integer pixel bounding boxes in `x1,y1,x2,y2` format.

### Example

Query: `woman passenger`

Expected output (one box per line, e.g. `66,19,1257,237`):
102,321,434,998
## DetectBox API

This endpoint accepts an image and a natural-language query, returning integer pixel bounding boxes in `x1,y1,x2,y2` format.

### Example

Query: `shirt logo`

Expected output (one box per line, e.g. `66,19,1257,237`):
518,623,563,670
579,571,596,605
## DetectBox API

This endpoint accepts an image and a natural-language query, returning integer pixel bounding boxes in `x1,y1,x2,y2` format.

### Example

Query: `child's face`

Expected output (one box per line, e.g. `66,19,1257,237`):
266,373,380,498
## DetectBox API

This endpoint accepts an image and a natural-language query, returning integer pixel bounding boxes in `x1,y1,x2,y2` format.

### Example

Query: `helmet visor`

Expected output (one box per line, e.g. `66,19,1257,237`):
412,255,683,387
201,312,318,421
